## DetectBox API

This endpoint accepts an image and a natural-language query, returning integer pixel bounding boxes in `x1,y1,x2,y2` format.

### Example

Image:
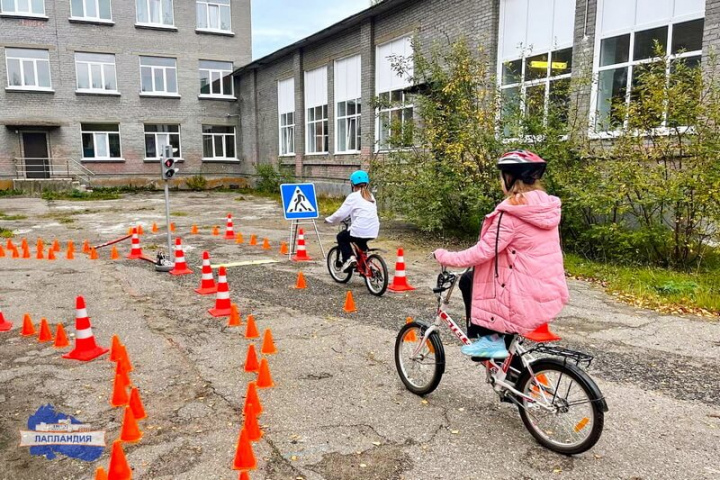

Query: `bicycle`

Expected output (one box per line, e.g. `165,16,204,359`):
394,267,608,455
326,219,389,296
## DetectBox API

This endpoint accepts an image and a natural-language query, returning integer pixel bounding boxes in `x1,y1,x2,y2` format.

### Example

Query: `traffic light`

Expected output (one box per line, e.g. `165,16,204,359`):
161,156,178,180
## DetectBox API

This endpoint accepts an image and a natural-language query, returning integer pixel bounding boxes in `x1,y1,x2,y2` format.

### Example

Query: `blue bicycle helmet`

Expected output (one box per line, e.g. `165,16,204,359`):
349,170,370,186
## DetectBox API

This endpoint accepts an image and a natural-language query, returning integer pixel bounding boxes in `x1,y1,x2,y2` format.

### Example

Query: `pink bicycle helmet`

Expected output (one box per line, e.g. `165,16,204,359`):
497,150,547,190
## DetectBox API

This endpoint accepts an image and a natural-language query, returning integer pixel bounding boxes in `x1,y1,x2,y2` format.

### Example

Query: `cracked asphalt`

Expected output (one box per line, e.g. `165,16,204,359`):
1,191,719,480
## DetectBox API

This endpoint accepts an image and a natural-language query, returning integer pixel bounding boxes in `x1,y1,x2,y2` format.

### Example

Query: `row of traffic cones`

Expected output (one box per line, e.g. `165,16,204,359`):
291,271,357,313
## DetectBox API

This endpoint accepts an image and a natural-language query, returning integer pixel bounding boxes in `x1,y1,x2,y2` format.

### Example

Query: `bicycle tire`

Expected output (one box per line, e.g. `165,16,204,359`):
515,358,605,455
327,246,352,283
364,254,389,296
394,321,445,396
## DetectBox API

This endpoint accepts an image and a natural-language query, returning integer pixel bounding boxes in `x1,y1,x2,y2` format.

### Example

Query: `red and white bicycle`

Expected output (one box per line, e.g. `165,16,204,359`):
394,267,608,455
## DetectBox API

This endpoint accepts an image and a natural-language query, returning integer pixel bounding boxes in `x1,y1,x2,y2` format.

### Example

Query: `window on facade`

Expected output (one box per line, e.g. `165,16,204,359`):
140,56,178,95
1,0,45,16
136,0,174,26
81,123,121,159
278,78,295,155
376,37,414,150
144,124,181,159
196,0,230,32
70,0,112,21
335,55,362,153
199,60,234,97
202,125,236,159
305,66,329,154
5,48,51,90
75,52,117,93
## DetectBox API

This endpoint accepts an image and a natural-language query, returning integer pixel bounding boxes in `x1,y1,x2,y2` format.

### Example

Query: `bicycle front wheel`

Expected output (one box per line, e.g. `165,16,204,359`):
516,358,606,455
394,321,445,396
327,246,352,283
364,254,388,296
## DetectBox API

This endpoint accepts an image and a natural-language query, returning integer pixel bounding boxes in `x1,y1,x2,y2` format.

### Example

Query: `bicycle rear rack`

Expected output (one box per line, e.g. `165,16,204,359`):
524,344,594,368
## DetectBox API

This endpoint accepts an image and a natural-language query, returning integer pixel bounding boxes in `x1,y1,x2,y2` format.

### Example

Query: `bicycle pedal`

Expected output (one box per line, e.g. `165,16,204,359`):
470,356,490,363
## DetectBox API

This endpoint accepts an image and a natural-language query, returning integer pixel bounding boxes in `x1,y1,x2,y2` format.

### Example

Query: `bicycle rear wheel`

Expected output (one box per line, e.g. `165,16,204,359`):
327,246,352,283
364,254,388,296
516,358,606,455
394,321,445,396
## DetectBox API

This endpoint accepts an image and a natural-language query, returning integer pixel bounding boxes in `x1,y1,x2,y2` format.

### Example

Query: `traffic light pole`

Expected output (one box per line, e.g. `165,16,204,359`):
155,145,175,272
164,179,173,259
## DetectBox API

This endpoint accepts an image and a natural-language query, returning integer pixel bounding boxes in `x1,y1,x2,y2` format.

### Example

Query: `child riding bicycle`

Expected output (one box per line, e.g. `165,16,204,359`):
433,150,569,359
325,170,380,272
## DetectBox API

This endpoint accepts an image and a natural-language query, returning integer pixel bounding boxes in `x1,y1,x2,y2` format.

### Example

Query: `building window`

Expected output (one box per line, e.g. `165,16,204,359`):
75,52,117,93
70,0,112,22
1,0,45,16
305,66,328,154
199,60,234,97
136,0,174,27
5,48,51,90
144,124,181,159
196,0,231,32
202,125,236,160
81,123,121,160
335,55,362,153
376,37,414,150
278,78,295,155
140,56,178,95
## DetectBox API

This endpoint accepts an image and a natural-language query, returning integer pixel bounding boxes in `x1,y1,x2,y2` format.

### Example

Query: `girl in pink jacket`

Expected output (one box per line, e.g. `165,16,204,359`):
433,150,569,359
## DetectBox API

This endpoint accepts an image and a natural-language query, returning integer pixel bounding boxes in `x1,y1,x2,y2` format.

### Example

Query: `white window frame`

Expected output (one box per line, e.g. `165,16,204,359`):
199,60,234,98
278,78,295,156
81,124,122,160
336,99,361,154
136,0,175,28
375,36,414,152
202,125,236,160
5,48,52,91
140,56,179,96
75,52,118,94
305,66,329,155
0,0,46,17
70,0,113,23
334,55,362,154
377,89,414,151
196,0,232,34
144,124,181,160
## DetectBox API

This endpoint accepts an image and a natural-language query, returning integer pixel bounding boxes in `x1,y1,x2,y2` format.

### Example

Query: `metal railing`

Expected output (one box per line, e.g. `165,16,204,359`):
4,157,95,185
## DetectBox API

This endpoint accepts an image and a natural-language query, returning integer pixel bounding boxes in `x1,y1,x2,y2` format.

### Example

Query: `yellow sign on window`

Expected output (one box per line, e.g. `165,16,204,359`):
530,61,568,70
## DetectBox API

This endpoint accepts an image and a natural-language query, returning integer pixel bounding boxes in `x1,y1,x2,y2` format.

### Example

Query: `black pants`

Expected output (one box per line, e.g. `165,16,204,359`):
459,269,498,339
337,230,370,262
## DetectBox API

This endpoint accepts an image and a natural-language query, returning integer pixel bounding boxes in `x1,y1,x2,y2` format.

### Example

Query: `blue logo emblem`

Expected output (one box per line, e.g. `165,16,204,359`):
20,405,105,461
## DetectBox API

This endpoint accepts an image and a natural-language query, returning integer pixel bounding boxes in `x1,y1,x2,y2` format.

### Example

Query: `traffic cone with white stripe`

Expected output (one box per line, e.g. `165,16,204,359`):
169,238,193,275
194,251,217,294
388,248,416,292
0,307,13,332
62,296,109,362
291,229,312,262
126,228,143,259
224,214,236,240
208,266,232,317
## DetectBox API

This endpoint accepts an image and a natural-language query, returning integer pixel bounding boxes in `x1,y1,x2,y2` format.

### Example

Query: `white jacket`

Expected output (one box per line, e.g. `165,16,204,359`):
325,191,380,239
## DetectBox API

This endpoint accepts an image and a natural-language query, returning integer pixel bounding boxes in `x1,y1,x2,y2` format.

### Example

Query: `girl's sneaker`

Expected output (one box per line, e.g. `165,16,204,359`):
460,334,509,359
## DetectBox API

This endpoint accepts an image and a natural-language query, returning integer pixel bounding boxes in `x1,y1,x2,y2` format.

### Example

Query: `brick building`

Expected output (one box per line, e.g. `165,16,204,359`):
235,0,718,193
0,0,251,186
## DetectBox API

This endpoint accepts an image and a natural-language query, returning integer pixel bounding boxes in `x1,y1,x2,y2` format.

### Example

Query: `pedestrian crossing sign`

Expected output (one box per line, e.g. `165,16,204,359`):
280,183,319,220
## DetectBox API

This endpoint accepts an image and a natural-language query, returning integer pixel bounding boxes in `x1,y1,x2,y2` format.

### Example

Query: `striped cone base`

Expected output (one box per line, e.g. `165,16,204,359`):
62,296,109,362
169,238,193,276
208,266,232,317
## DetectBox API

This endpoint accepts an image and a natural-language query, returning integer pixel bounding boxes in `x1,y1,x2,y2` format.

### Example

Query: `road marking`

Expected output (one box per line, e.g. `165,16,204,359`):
211,259,280,268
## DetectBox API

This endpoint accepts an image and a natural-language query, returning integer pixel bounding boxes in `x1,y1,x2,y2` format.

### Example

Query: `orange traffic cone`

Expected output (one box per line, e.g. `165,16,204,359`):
6,239,14,250
244,314,259,339
388,248,416,292
66,241,75,260
36,242,44,259
128,387,147,421
110,246,120,260
21,313,36,337
20,238,28,250
109,335,122,362
195,251,217,295
244,344,259,373
0,307,14,332
117,344,134,372
291,229,311,261
256,358,274,389
22,244,30,259
249,235,257,246
127,228,143,259
169,222,176,233
82,240,90,254
110,373,130,408
120,406,142,443
343,291,357,313
244,404,263,442
47,248,56,261
108,440,132,480
52,239,60,252
279,242,288,255
53,324,69,348
227,303,242,327
261,329,277,355
404,317,417,342
0,245,6,258
127,227,133,236
294,271,307,289
190,224,198,234
115,356,132,387
244,381,262,416
38,318,53,343
152,222,158,233
89,248,99,260
95,466,108,480
262,238,270,250
169,238,193,275
209,267,232,317
235,233,244,244
239,471,250,480
137,225,144,235
62,296,109,361
212,226,220,236
232,428,257,472
225,214,236,240
524,323,562,342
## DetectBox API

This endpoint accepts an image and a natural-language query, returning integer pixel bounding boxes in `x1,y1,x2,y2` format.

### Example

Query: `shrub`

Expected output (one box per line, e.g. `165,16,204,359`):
256,164,294,194
186,175,208,191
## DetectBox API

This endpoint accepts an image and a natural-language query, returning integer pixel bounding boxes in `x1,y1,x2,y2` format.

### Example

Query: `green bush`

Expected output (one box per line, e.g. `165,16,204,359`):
186,175,208,191
256,164,294,194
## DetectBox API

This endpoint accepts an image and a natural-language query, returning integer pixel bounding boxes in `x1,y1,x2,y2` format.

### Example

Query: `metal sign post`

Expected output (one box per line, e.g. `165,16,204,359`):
280,183,325,259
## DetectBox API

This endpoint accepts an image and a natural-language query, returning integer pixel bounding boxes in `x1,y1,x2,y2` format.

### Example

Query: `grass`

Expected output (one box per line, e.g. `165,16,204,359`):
0,227,14,238
171,211,189,217
0,189,24,197
565,253,720,318
0,211,27,220
42,188,122,201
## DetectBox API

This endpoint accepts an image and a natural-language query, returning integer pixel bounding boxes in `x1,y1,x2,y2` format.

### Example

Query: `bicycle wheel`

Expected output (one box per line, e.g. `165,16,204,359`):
516,358,606,455
394,321,445,396
327,246,352,283
364,254,388,296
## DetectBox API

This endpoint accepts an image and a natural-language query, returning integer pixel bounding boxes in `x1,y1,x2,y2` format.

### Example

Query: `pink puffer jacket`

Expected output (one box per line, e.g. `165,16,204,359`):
434,190,569,335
